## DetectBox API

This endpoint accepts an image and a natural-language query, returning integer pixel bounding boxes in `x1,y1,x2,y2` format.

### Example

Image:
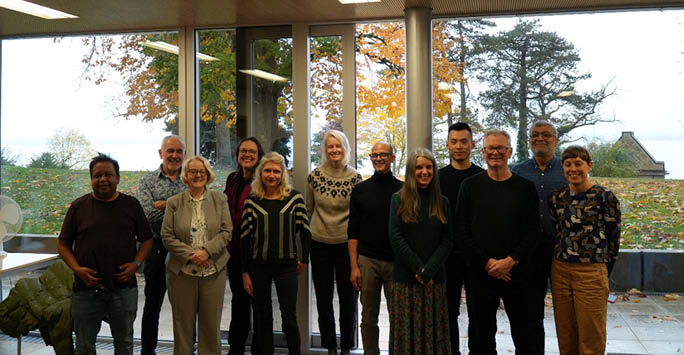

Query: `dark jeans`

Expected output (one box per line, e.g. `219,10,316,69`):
227,256,261,355
446,254,468,355
526,242,554,354
465,269,540,355
141,238,167,355
72,287,137,355
310,241,358,350
250,262,301,355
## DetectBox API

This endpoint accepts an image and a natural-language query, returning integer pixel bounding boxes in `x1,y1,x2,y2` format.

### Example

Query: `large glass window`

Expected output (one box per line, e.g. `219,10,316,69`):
356,22,407,177
0,32,179,339
432,10,684,249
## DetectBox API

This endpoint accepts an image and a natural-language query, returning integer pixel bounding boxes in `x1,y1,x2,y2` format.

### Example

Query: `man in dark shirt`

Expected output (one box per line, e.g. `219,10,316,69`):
438,122,484,355
456,130,540,355
511,120,567,353
137,135,187,355
348,141,402,355
58,153,153,355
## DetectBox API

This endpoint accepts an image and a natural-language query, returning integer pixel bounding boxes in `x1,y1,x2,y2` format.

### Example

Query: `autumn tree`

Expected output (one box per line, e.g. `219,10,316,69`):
47,128,96,169
477,19,615,161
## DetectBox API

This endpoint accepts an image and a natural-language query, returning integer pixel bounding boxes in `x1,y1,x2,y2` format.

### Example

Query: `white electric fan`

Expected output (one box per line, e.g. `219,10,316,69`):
0,195,23,258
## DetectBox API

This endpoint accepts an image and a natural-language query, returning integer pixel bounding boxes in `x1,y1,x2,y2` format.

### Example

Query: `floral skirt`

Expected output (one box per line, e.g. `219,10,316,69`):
389,280,451,355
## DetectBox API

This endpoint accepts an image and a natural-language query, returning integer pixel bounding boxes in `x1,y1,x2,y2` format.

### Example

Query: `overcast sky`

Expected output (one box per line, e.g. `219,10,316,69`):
2,9,683,177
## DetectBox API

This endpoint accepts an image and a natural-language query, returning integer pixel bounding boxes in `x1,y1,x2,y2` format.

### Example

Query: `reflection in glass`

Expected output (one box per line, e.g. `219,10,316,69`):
251,38,293,169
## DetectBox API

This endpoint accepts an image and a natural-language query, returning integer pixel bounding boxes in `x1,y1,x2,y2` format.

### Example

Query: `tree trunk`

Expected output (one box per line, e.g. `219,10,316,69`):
517,39,530,162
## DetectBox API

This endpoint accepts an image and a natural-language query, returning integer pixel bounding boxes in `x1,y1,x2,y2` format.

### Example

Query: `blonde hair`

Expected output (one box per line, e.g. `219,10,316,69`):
397,148,446,224
180,156,216,185
251,152,292,200
320,129,351,167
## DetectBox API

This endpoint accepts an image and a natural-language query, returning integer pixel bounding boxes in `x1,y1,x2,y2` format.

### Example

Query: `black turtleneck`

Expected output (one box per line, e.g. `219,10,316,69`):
348,171,403,261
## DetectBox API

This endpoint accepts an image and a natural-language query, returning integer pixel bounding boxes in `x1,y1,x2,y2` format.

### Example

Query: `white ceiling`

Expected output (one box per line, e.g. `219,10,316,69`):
1,0,683,38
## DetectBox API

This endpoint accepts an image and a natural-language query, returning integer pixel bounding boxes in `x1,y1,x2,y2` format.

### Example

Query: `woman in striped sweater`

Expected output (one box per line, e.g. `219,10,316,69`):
240,152,311,355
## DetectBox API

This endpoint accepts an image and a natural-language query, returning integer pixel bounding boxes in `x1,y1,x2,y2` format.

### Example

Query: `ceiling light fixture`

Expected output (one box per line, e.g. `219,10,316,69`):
142,41,219,62
338,0,381,4
239,69,289,82
0,0,77,19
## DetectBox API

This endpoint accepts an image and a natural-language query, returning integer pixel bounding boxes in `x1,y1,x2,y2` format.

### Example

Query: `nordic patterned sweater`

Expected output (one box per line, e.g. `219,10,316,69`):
306,164,363,245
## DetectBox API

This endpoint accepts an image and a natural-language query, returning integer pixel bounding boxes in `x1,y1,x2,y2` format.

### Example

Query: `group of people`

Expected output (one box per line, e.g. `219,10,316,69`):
56,119,621,355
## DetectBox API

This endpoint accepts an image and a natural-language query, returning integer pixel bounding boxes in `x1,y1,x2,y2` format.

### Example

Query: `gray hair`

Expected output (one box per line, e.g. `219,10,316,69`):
529,121,557,137
483,129,511,146
161,135,186,151
373,141,395,155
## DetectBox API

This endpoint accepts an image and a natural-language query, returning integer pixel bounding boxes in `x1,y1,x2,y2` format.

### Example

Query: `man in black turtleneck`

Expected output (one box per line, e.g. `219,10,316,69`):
348,141,402,355
439,122,484,355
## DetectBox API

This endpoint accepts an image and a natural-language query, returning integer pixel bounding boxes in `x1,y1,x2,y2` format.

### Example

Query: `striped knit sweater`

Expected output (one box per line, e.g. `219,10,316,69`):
239,191,311,271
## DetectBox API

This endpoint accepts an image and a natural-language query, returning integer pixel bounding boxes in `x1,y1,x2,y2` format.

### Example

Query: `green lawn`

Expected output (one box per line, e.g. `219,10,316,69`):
1,166,682,249
0,165,230,235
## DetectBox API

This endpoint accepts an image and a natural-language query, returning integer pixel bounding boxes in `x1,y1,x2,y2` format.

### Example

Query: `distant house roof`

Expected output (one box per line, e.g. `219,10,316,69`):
616,131,667,178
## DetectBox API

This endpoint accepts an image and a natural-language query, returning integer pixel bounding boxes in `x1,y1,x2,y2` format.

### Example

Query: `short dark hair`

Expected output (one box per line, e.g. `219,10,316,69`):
235,136,265,165
561,145,592,164
89,153,120,177
448,122,473,138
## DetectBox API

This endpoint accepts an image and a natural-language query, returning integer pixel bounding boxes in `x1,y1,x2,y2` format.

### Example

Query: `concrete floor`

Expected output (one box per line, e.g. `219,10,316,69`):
4,272,684,354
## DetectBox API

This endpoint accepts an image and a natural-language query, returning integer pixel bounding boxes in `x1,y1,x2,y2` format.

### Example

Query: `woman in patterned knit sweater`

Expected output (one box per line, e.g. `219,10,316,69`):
550,145,621,355
306,129,362,355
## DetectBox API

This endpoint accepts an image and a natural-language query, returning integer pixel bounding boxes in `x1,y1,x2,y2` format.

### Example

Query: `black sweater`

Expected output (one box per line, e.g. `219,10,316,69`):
455,171,540,278
348,171,403,261
439,163,484,255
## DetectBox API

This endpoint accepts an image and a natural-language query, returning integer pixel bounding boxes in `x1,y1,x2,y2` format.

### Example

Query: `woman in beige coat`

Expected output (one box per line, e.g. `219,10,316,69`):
161,155,232,355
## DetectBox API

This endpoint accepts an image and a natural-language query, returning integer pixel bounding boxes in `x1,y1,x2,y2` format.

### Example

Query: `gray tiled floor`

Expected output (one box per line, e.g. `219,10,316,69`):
4,272,684,354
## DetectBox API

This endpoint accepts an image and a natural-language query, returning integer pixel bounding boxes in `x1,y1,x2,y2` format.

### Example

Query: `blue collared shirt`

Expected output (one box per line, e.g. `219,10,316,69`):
511,156,567,243
138,165,187,238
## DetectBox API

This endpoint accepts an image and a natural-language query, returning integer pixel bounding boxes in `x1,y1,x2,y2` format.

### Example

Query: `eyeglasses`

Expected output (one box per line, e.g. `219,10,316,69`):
483,146,510,154
530,132,555,140
369,152,392,160
239,149,258,155
188,169,207,176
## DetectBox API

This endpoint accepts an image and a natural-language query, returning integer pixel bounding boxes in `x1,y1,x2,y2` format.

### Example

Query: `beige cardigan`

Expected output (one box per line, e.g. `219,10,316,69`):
161,189,232,275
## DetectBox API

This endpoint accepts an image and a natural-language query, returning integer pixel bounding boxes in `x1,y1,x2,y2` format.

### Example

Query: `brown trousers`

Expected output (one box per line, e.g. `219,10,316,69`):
551,260,609,355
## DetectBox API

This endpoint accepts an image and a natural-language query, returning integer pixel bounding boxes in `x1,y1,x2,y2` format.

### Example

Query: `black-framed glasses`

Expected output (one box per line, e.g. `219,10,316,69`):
369,152,392,159
483,146,510,154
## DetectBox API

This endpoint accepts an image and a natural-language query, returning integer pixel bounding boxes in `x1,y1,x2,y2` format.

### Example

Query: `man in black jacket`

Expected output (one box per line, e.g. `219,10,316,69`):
456,130,540,355
348,142,402,355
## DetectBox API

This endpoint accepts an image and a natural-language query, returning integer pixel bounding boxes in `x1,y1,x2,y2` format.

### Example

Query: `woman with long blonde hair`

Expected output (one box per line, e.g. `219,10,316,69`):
388,148,452,354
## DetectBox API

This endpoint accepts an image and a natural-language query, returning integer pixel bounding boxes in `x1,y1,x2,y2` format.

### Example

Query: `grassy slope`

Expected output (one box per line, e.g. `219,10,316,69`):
1,166,682,249
0,165,229,235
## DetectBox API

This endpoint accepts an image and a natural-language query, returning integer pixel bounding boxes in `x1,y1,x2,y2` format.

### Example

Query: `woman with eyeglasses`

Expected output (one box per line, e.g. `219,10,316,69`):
240,152,311,354
388,148,452,354
550,145,621,355
306,129,363,355
224,136,265,355
161,156,232,355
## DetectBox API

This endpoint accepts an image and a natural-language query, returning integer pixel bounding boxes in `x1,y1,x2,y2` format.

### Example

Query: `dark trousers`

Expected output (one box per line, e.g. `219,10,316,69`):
465,269,540,355
446,254,468,355
310,241,358,350
526,242,554,354
250,262,301,355
141,238,168,355
227,256,261,355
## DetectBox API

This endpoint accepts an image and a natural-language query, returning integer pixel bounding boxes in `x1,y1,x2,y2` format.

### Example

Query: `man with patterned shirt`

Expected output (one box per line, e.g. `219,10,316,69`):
511,120,567,353
138,135,187,355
